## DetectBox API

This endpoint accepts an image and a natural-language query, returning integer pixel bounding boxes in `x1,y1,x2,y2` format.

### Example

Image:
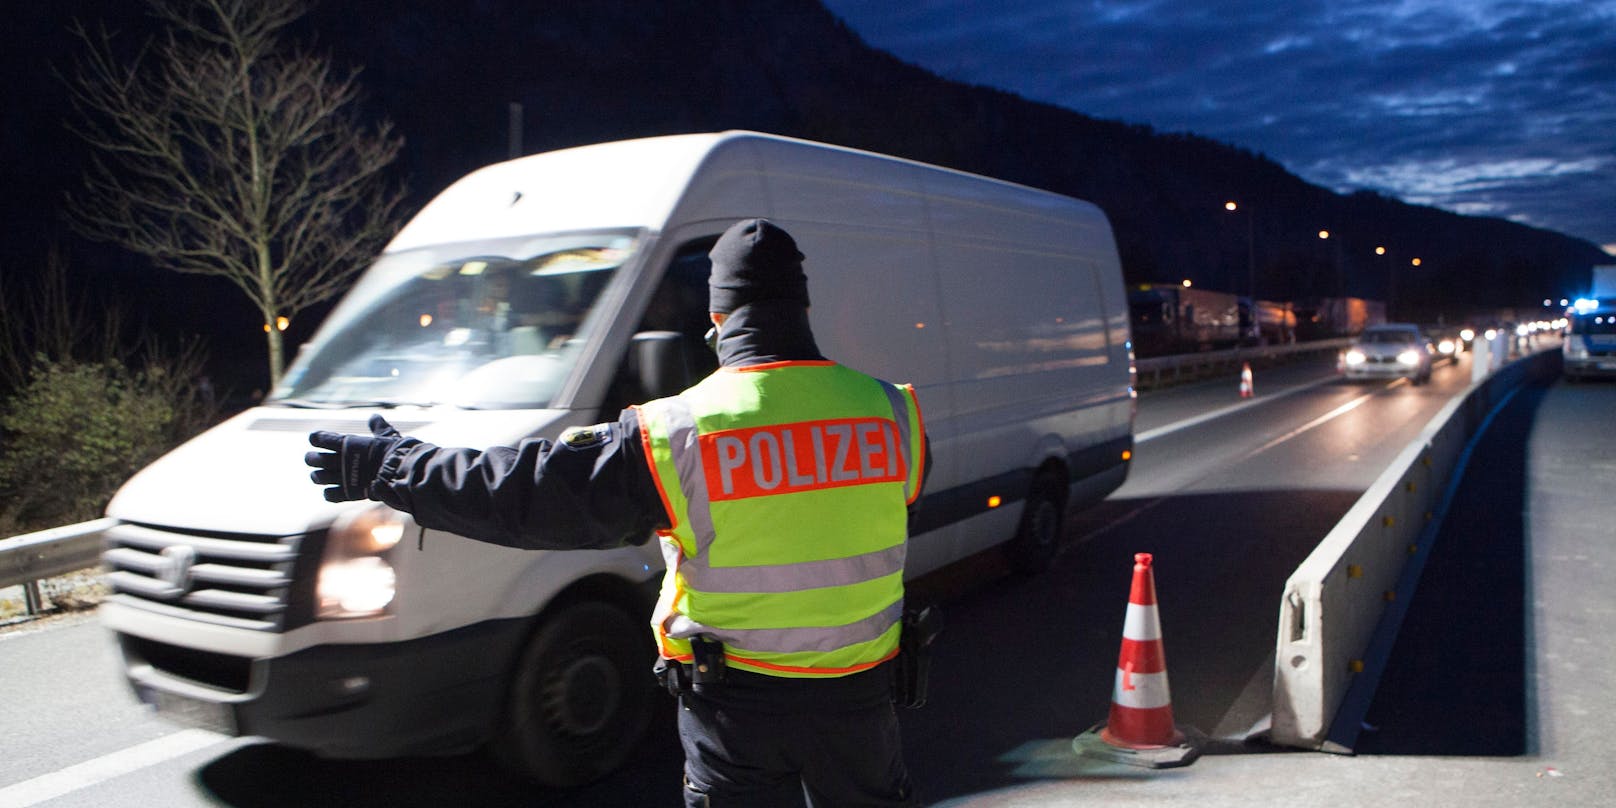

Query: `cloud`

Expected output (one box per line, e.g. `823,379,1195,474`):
1334,154,1616,240
821,0,1616,246
1339,157,1609,198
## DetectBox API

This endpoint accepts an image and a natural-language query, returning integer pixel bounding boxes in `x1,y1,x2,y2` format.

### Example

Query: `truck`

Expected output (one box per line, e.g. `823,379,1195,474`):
1291,296,1386,341
96,131,1136,785
1246,298,1297,345
1126,283,1246,356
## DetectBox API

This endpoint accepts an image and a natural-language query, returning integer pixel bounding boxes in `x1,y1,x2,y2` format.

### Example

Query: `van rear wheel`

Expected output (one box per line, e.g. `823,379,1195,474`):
1005,475,1065,575
492,601,654,787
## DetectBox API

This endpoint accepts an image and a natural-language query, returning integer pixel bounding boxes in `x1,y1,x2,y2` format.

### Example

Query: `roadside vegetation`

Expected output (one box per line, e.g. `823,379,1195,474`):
0,254,222,621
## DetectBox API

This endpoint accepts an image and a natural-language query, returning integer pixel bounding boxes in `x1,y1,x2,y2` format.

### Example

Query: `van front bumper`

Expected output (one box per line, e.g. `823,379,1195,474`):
114,617,529,758
1564,356,1616,379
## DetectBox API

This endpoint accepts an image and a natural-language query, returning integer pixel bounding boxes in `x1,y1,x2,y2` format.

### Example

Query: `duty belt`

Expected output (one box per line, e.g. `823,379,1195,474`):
656,635,727,696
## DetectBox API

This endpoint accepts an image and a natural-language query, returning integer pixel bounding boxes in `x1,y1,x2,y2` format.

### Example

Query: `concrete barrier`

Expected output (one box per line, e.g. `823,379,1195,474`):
1271,347,1558,751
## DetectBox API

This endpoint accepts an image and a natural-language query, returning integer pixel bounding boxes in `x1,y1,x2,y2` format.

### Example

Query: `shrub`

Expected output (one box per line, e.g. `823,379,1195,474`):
0,356,216,530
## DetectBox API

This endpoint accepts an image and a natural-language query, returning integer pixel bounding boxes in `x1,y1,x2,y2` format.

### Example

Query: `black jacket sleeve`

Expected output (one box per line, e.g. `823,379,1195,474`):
371,408,669,551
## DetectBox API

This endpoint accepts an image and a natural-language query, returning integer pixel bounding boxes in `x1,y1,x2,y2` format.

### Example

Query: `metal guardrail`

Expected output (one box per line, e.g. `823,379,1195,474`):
1133,339,1352,389
0,517,116,615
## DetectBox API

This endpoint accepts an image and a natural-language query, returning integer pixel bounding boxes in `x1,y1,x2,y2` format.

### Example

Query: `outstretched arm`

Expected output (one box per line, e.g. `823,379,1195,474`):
307,411,667,551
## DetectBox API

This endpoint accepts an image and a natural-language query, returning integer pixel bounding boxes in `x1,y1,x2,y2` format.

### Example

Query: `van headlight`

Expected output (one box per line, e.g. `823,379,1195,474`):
318,505,405,619
1344,349,1367,366
1397,349,1421,366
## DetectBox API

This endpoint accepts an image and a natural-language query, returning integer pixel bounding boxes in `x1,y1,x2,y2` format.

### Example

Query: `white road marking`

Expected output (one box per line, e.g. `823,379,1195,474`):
1238,386,1387,460
1081,376,1387,543
0,729,223,807
1135,374,1344,443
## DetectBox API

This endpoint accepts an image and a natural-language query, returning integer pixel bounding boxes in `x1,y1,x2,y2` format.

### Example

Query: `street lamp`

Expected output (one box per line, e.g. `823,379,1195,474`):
1317,229,1342,297
1224,201,1256,300
1376,245,1394,320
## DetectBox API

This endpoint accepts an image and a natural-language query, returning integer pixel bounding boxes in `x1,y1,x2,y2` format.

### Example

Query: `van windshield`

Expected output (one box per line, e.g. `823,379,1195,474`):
269,231,639,409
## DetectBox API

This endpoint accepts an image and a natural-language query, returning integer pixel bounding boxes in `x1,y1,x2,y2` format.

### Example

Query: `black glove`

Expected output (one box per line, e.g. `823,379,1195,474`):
306,414,413,502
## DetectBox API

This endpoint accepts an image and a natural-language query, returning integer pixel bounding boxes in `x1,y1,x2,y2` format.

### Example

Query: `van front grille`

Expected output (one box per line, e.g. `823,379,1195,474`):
102,522,308,631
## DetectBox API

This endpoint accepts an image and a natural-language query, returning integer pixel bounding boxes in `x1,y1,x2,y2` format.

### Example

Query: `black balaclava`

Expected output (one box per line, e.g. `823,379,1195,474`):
706,219,822,366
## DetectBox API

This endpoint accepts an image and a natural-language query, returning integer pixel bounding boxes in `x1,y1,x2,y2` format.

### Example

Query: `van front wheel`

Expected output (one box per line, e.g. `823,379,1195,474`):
1005,475,1065,575
492,601,654,787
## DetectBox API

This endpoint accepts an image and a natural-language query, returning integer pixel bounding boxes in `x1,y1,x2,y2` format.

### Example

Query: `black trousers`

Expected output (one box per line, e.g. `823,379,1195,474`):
675,669,918,807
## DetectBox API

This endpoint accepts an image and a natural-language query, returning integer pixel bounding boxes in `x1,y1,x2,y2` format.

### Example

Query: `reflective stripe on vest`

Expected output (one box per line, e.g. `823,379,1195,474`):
638,362,924,677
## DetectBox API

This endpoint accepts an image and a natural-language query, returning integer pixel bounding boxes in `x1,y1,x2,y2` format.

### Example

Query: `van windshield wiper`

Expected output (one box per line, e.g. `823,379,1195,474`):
271,398,441,410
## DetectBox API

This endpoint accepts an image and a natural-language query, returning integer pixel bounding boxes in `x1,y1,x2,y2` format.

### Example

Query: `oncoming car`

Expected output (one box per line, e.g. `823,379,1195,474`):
1342,323,1434,384
1422,326,1463,364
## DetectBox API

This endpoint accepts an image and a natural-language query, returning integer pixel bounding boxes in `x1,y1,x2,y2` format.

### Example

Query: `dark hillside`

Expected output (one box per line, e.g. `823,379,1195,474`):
296,0,1606,313
5,0,1607,392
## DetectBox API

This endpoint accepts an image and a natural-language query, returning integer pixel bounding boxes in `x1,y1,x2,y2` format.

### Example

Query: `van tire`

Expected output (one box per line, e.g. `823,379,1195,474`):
492,601,654,787
1005,474,1065,575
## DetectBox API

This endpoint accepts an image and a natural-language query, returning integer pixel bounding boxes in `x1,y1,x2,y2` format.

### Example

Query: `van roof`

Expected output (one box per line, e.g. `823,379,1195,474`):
385,131,1105,253
386,133,723,252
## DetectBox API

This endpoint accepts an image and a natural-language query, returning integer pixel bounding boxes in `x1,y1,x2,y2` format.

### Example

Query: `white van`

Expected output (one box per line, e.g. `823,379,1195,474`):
98,131,1135,784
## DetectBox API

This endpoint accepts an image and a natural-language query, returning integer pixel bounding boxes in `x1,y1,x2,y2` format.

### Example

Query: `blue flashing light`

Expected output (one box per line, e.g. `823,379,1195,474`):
1572,298,1600,314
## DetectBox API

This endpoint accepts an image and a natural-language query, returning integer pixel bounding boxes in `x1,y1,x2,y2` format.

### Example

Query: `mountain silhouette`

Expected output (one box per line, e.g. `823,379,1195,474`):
5,0,1606,392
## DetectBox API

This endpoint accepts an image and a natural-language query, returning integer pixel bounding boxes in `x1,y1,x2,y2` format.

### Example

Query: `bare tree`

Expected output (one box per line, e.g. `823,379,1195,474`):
64,0,407,388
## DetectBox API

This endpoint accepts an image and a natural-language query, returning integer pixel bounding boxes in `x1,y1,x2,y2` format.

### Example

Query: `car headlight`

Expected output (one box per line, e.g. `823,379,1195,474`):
1438,339,1456,355
1460,328,1475,342
1345,349,1367,366
1397,349,1421,366
318,505,405,619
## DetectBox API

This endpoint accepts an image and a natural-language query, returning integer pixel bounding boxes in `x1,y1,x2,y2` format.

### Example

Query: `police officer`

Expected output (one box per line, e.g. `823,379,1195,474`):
306,219,927,807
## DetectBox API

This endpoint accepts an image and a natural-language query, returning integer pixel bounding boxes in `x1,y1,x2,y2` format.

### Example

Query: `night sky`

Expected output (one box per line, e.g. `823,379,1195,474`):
822,0,1616,254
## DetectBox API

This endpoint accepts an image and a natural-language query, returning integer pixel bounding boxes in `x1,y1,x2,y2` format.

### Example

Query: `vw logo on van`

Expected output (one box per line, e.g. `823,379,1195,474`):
156,545,198,595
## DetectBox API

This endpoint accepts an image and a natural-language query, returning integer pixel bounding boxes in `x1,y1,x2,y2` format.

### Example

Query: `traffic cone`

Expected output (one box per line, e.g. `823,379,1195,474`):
1239,362,1255,398
1073,553,1202,768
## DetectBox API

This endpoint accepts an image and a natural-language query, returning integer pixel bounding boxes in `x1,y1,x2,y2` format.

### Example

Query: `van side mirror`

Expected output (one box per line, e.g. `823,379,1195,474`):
631,330,697,399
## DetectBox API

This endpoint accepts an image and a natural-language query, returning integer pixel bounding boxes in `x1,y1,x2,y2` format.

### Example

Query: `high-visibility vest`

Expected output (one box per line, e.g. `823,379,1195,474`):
635,360,925,678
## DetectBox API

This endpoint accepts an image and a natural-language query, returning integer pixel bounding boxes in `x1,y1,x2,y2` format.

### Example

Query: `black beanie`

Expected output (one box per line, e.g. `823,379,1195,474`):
707,219,809,314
